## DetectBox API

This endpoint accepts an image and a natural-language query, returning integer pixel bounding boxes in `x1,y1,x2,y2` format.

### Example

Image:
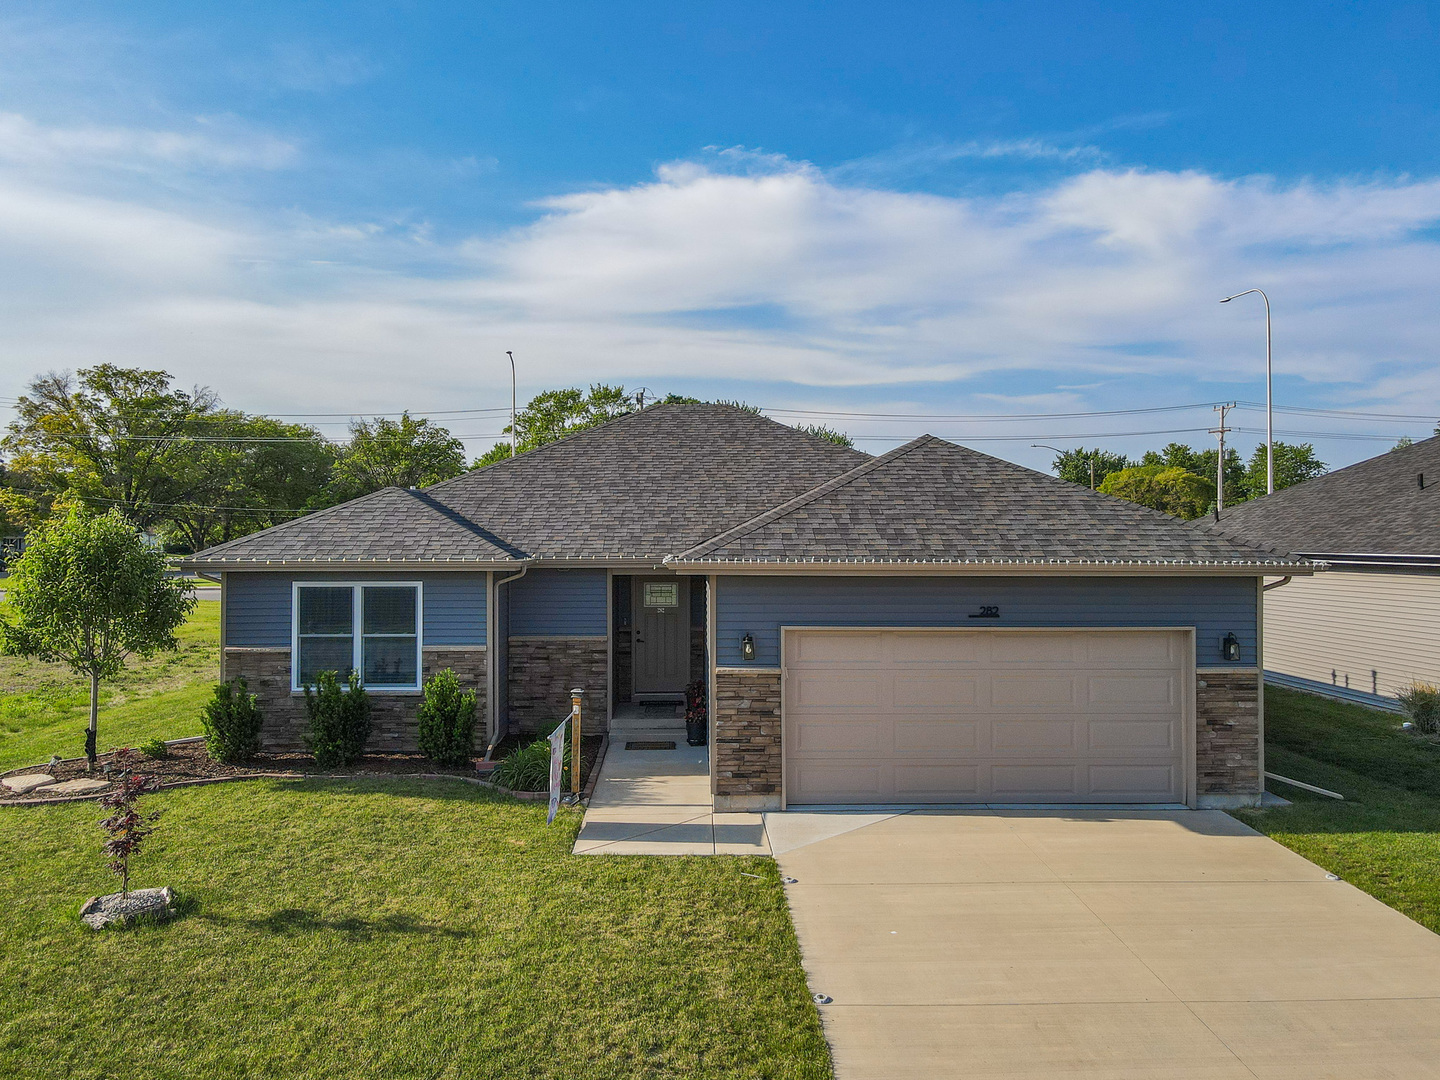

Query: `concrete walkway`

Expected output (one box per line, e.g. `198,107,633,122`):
768,808,1440,1080
573,742,770,855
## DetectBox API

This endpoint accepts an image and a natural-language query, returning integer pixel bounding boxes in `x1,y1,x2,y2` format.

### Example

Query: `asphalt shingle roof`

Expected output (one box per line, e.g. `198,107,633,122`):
669,436,1303,568
1194,434,1440,559
187,404,865,566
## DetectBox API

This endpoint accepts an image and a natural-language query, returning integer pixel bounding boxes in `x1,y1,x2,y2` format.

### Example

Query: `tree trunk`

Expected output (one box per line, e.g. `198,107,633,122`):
85,671,99,769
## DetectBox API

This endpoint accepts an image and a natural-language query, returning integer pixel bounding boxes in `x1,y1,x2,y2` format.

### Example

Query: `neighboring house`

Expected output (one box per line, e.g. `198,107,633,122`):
1197,435,1440,711
182,403,1304,810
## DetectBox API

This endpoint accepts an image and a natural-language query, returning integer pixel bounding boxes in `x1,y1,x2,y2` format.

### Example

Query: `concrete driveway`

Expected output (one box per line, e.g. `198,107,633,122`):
767,808,1440,1080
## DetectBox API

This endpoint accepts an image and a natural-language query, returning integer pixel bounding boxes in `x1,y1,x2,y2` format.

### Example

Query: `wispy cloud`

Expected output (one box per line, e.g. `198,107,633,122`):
0,112,296,172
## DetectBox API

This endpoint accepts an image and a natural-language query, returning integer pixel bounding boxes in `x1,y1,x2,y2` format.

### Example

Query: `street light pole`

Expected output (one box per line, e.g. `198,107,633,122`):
1032,444,1094,488
1219,289,1273,494
505,351,517,457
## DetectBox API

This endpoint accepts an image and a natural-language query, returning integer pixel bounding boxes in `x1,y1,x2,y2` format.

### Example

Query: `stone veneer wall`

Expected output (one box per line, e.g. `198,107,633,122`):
507,637,609,734
712,669,782,811
1195,668,1261,806
222,646,488,754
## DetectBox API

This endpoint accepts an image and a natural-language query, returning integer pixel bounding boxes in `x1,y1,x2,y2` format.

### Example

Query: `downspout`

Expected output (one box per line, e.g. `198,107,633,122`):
485,563,529,759
1262,576,1293,592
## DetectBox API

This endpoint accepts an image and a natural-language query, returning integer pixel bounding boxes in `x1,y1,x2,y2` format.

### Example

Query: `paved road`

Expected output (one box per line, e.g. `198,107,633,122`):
767,808,1440,1079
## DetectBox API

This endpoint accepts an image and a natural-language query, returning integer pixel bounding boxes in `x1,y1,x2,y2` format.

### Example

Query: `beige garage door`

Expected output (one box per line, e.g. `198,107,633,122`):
783,629,1190,805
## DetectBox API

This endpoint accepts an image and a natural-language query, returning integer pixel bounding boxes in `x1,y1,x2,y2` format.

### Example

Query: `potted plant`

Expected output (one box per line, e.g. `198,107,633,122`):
684,679,707,747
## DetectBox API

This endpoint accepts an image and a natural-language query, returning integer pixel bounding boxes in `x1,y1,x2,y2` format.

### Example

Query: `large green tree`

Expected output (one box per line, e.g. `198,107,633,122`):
1098,464,1215,520
3,365,220,529
329,412,466,498
1242,442,1327,499
1050,447,1132,488
473,384,637,467
0,507,195,765
1141,442,1248,507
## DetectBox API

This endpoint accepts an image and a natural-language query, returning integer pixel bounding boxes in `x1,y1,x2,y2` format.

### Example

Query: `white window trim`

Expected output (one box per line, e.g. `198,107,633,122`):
291,581,424,692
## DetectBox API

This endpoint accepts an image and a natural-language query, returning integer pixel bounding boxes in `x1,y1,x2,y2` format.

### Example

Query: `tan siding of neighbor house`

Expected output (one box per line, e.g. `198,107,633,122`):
1264,569,1440,698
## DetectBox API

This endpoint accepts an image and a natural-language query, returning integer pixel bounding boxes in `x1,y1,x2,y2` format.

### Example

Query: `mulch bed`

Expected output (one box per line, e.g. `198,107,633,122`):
1,734,607,806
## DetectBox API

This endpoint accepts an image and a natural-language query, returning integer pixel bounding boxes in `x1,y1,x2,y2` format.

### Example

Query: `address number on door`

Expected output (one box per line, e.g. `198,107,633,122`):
968,606,1000,619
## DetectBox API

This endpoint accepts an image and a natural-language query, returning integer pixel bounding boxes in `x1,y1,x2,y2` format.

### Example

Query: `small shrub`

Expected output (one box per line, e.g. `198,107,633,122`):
417,669,478,766
303,670,372,768
98,749,161,896
138,737,169,760
1397,681,1440,735
201,677,264,763
491,731,570,792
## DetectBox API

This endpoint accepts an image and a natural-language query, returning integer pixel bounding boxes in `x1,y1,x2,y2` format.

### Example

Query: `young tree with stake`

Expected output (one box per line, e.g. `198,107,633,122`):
0,507,195,767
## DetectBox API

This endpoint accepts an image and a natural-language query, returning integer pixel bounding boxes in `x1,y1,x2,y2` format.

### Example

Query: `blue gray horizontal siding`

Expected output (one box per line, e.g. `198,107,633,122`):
714,575,1258,667
505,569,607,637
224,571,488,648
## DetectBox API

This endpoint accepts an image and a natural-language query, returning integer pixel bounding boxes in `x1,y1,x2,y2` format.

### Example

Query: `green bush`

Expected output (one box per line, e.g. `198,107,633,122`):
201,677,264,763
303,670,372,768
1398,681,1440,735
416,669,478,766
138,737,169,760
491,729,570,792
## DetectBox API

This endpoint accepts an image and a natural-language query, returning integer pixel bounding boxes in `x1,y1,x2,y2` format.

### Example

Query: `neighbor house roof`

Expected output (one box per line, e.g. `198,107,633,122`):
1194,435,1440,565
668,436,1306,571
185,404,865,567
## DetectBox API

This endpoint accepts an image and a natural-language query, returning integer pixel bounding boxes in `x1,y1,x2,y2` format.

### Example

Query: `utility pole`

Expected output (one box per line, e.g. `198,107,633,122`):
1089,457,1096,490
505,351,517,457
1210,402,1235,514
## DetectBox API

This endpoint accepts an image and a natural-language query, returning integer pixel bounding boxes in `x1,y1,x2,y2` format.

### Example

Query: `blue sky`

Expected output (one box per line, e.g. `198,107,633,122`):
2,2,1439,467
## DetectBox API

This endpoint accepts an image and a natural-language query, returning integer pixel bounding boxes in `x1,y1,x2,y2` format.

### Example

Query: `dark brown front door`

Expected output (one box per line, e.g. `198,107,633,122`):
632,576,690,698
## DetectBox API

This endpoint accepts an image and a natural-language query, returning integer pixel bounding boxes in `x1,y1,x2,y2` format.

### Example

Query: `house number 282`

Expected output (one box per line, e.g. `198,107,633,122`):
970,606,1000,619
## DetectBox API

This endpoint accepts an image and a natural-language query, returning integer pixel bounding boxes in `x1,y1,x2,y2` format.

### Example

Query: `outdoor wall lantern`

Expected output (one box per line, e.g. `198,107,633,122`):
741,633,756,661
1222,633,1242,662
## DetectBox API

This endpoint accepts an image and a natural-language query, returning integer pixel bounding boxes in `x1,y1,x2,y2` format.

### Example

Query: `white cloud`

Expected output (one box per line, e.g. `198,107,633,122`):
2,138,1439,464
0,112,296,172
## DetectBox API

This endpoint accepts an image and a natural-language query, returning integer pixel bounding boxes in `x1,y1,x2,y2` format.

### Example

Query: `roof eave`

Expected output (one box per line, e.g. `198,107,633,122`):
661,558,1312,576
177,556,524,572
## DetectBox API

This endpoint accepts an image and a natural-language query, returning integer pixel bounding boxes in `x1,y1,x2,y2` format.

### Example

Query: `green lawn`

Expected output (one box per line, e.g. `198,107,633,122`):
1233,685,1440,933
0,779,829,1079
0,601,219,771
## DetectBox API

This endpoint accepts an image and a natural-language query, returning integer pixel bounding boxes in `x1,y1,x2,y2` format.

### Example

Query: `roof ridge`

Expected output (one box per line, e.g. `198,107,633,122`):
671,436,934,561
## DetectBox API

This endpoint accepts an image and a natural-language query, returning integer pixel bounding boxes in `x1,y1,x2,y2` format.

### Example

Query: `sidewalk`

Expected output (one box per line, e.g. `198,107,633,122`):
573,741,770,855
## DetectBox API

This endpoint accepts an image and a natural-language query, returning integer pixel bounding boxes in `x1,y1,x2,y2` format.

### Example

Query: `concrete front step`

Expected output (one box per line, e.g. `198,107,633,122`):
610,724,688,738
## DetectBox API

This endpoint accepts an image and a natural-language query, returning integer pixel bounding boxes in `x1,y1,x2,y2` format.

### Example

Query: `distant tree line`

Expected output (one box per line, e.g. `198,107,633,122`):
1048,441,1329,519
0,368,855,552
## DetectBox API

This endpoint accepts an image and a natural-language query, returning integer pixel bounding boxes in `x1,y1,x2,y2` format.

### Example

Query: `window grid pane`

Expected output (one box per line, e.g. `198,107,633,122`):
363,587,417,635
298,587,353,634
298,635,354,686
363,636,418,685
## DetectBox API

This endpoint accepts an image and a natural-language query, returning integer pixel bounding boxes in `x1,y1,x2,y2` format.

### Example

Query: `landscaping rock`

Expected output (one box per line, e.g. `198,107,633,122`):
47,778,110,795
1,773,55,794
80,887,174,929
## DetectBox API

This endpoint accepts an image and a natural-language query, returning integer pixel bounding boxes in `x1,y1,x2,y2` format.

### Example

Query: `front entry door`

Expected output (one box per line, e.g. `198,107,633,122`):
632,577,690,698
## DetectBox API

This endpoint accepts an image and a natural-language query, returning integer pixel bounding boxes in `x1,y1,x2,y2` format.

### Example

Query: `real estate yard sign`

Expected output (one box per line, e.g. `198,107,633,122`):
547,720,567,824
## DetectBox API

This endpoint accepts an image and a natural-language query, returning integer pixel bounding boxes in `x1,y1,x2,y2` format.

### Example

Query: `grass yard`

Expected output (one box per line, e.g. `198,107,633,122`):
0,601,219,771
0,779,830,1079
1233,685,1440,933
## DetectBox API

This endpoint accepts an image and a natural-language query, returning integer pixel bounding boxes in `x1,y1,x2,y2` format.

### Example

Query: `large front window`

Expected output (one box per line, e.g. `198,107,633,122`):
294,583,421,690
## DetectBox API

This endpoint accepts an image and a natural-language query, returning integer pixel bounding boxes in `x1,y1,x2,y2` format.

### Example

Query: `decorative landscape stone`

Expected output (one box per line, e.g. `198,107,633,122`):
47,777,110,795
1,773,56,794
79,886,174,929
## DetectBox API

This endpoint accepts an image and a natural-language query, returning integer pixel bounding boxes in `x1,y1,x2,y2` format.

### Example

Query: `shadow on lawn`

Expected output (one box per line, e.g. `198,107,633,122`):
202,906,474,940
265,775,523,805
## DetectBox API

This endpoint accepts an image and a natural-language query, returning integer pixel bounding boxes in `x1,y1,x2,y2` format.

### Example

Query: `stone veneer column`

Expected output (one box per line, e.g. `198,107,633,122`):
712,668,782,811
1195,668,1262,808
221,646,488,754
506,637,609,734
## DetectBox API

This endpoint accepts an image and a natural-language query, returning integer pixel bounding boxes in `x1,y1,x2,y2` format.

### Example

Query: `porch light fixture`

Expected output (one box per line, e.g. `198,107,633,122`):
1222,633,1242,662
741,634,756,662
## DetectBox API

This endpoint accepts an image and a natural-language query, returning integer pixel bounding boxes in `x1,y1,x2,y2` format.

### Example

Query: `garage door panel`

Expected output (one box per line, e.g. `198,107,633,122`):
894,673,980,708
894,763,982,798
990,674,1079,707
991,764,1082,799
1088,765,1178,800
788,632,887,664
1084,632,1177,663
789,671,884,709
784,629,1187,806
990,717,1078,752
892,718,981,752
791,719,885,754
990,634,1082,663
1088,718,1177,752
1086,674,1177,707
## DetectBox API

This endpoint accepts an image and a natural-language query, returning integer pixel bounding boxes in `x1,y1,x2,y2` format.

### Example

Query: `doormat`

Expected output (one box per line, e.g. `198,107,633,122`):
642,704,681,717
625,741,677,751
